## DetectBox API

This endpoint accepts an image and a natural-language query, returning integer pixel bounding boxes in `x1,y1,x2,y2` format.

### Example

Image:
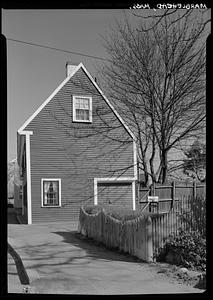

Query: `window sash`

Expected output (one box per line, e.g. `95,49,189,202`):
75,98,90,109
43,180,59,206
73,96,92,122
76,109,89,121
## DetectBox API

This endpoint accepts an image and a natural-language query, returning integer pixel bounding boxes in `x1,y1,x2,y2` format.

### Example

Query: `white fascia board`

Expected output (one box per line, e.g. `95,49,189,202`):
79,63,136,142
17,65,81,133
19,130,33,135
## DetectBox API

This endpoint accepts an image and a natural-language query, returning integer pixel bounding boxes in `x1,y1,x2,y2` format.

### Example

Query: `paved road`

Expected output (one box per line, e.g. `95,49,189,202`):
8,211,204,295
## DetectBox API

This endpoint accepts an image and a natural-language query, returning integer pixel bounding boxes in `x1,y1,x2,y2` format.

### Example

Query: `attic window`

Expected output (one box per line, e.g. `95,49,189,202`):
73,95,92,123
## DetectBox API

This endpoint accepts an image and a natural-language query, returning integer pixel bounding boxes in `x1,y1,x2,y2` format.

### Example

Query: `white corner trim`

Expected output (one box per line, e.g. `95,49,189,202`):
17,65,82,133
133,139,138,180
132,181,136,210
25,133,32,224
94,178,98,205
41,178,62,208
94,177,136,210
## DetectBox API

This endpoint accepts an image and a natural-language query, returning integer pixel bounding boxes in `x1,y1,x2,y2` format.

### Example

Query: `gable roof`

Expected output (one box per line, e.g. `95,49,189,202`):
18,63,136,141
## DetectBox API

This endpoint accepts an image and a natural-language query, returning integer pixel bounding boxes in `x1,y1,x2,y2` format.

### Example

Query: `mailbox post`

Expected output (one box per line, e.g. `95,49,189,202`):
147,196,159,213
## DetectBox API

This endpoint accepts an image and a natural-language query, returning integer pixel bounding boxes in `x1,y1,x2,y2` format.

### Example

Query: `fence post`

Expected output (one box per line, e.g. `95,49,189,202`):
171,181,175,210
146,216,153,262
193,181,197,199
149,183,155,212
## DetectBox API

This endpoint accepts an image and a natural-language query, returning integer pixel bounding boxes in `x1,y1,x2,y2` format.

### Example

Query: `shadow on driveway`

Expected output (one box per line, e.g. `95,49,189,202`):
53,230,140,263
11,228,141,281
8,225,204,294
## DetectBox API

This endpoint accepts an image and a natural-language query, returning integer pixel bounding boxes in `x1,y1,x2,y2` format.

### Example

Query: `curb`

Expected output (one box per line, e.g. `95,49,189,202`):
8,243,30,285
8,237,40,285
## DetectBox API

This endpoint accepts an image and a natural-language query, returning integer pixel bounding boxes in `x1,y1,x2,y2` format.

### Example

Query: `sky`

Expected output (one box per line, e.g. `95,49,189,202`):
3,9,138,162
2,8,209,163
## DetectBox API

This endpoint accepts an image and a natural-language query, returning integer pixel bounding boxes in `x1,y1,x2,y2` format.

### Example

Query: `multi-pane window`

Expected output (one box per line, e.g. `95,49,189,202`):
41,179,61,207
73,96,92,122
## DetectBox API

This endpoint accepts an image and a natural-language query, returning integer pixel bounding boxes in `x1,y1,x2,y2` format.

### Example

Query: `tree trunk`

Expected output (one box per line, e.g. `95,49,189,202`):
158,150,168,184
149,135,156,184
139,160,149,187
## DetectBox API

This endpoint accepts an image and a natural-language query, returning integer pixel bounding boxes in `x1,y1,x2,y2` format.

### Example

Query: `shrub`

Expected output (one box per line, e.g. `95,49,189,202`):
157,230,206,271
179,195,206,238
84,205,103,215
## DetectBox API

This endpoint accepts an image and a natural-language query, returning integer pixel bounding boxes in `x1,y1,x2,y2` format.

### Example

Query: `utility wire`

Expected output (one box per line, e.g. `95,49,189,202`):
7,38,110,62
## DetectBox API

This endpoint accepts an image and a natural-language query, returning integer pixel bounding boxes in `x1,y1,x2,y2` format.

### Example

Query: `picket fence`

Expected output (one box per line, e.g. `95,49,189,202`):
78,193,206,262
151,194,206,258
78,206,153,262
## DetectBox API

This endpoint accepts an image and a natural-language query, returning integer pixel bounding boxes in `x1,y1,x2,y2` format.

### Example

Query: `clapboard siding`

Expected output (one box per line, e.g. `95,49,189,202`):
98,182,133,208
24,67,135,223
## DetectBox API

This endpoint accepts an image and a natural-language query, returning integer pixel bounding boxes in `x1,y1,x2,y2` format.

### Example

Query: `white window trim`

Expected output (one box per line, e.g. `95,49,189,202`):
72,95,92,123
41,178,62,208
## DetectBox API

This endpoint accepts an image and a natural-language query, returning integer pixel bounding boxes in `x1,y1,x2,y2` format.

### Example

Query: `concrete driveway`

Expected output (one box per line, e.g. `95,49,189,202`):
8,213,204,295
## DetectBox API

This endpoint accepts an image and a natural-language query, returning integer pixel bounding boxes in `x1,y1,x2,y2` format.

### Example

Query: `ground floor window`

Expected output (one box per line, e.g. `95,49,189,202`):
41,179,61,207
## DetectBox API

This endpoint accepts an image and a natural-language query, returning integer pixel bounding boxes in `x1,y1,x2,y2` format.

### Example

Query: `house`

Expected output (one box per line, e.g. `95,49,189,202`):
15,62,138,224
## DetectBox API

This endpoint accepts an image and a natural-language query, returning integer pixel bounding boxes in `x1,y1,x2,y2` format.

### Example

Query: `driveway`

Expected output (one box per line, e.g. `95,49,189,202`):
8,211,204,295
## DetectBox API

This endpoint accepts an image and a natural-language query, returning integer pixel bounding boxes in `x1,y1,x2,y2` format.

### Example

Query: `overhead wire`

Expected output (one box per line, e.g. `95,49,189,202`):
7,37,110,62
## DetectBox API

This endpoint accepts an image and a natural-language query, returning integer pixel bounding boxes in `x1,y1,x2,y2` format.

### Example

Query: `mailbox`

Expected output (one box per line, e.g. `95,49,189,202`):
147,196,159,202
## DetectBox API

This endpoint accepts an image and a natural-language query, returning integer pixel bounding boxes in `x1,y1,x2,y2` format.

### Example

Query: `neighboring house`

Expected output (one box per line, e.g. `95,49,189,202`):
15,62,137,224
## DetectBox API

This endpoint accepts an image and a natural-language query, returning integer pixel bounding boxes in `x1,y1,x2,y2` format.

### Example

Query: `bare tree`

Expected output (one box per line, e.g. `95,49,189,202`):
97,9,208,185
183,139,206,182
132,8,210,34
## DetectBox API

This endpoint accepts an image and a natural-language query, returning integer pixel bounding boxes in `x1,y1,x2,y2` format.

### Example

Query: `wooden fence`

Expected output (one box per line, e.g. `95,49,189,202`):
78,206,153,262
150,194,206,259
78,181,206,262
138,181,206,213
78,193,206,262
